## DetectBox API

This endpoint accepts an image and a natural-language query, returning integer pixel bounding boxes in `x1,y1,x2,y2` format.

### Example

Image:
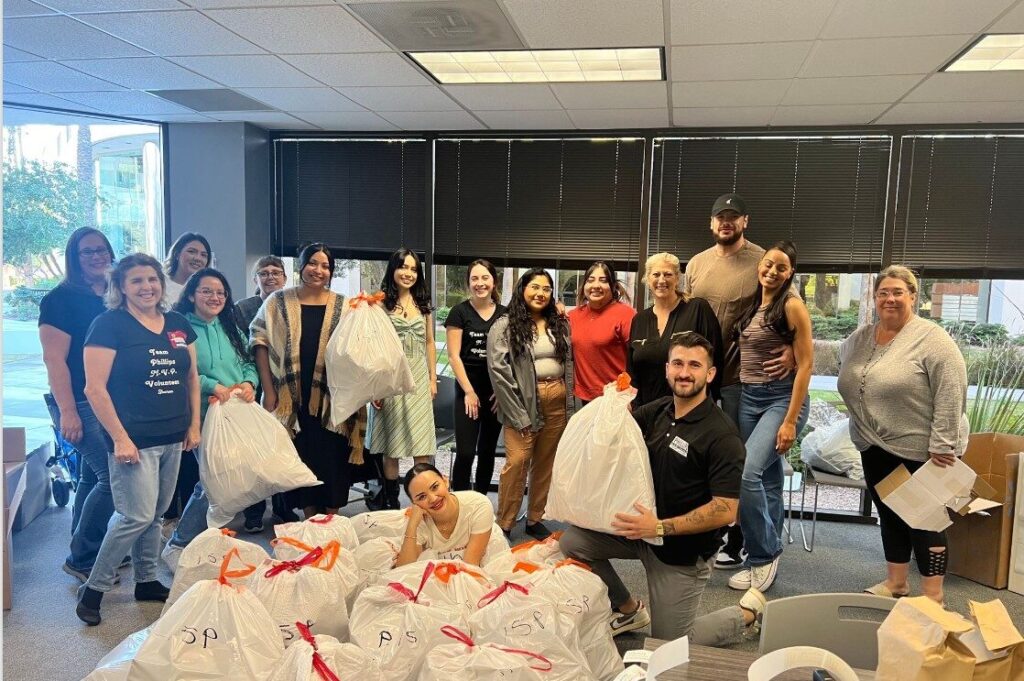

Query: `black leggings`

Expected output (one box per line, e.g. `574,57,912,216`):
451,368,502,494
861,445,948,577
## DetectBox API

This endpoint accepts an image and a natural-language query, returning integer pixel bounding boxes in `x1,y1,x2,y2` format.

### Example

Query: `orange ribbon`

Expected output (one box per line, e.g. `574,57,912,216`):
348,291,386,309
218,548,256,585
432,562,487,584
615,372,632,391
554,558,592,572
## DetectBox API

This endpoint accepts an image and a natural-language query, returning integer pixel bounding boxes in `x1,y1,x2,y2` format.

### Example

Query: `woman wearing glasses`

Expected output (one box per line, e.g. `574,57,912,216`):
837,265,968,605
486,268,573,540
628,252,723,407
160,269,259,569
39,227,118,584
235,256,287,333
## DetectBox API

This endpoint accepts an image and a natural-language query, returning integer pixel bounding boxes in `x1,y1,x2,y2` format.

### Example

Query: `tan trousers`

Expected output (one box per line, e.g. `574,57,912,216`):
497,379,567,530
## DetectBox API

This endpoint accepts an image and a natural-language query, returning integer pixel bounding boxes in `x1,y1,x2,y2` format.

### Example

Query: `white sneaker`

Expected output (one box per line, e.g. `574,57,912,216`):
728,568,752,590
609,600,651,637
160,541,183,575
749,557,780,592
739,587,768,635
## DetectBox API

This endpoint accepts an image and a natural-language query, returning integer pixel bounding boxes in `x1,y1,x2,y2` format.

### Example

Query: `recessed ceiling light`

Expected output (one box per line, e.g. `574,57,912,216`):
408,47,664,84
945,34,1024,71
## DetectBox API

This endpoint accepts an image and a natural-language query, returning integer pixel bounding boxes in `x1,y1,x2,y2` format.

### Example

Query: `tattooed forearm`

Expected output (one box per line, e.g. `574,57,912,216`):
662,497,737,536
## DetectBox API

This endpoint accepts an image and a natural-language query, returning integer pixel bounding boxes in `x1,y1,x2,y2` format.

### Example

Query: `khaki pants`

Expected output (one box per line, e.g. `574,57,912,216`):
497,379,567,530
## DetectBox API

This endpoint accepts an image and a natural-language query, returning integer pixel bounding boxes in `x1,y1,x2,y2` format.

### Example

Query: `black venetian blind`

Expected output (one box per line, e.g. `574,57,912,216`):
650,136,892,272
433,138,645,270
892,135,1024,278
276,139,427,258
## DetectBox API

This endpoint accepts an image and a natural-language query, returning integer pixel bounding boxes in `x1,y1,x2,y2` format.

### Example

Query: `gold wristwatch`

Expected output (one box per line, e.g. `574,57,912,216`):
655,522,665,537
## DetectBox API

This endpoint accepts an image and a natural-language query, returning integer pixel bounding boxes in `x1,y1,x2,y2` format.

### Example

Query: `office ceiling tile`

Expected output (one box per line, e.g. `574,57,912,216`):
4,92,98,110
4,15,149,59
3,46,46,62
671,42,814,81
502,0,664,48
77,10,264,56
669,0,836,45
800,35,974,77
991,1,1024,31
43,0,188,11
238,87,365,112
60,90,196,114
5,61,124,92
671,106,775,127
877,100,1024,124
781,75,922,105
61,58,221,90
821,0,1017,39
170,55,321,87
770,103,888,125
336,86,462,112
378,110,485,130
904,71,1024,102
567,108,669,128
443,84,562,110
183,0,325,6
291,110,399,131
206,111,319,129
281,53,430,87
4,0,58,17
205,6,389,54
551,81,668,109
144,112,218,122
476,109,575,129
672,80,790,108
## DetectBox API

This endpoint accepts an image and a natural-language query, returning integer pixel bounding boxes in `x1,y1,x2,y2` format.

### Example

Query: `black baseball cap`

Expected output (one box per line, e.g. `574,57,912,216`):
711,193,748,216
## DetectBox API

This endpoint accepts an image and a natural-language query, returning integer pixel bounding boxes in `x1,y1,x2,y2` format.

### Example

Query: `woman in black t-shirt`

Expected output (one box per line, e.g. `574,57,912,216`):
445,259,507,493
38,227,116,583
76,253,201,626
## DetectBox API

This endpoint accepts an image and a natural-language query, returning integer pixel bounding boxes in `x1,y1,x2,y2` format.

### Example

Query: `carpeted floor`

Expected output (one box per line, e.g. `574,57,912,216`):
4,494,1022,681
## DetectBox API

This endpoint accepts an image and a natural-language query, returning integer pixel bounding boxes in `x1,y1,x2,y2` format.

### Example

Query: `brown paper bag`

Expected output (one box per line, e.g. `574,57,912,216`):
963,600,1024,681
876,596,975,681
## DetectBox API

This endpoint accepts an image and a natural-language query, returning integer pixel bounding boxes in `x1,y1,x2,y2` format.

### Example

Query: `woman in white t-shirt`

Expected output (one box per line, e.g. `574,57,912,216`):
396,463,494,566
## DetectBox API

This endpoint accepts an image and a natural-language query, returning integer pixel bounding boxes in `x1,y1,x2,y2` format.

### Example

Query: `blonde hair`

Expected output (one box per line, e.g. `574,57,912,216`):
106,253,166,311
874,265,918,295
644,252,687,300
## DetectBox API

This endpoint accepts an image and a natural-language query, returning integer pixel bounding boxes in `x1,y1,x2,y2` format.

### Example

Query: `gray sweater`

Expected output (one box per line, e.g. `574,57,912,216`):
837,316,969,462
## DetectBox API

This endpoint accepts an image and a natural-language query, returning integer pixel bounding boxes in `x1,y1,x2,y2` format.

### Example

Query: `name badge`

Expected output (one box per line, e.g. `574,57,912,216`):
669,436,689,457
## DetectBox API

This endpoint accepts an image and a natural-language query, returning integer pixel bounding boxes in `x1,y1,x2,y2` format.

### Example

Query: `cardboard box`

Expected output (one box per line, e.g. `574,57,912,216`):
3,461,27,611
12,443,51,532
947,432,1024,589
2,428,26,463
875,457,1001,533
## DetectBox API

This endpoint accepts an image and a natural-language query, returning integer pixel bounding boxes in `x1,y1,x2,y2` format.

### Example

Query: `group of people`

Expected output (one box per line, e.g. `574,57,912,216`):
43,190,969,641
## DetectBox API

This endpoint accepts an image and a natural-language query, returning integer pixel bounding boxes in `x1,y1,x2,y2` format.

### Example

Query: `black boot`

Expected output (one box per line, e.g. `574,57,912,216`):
135,580,170,602
76,586,103,626
384,479,401,510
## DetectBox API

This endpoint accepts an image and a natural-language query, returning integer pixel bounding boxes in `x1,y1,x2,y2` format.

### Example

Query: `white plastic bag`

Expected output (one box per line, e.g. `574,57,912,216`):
271,535,362,607
349,562,466,681
275,513,360,553
354,536,401,586
200,396,321,527
800,418,864,480
486,532,566,579
383,560,494,618
326,292,415,426
128,549,284,681
164,528,269,614
418,626,552,681
265,627,384,681
545,378,660,544
518,560,623,681
247,542,351,646
351,509,411,543
469,581,596,681
84,629,150,681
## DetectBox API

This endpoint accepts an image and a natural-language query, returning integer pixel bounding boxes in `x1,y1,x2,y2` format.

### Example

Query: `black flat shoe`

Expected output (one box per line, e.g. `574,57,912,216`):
524,521,552,540
76,587,103,626
135,580,170,602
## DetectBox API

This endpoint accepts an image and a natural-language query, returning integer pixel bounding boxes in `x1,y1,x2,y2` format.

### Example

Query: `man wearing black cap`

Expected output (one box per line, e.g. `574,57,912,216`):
684,193,794,570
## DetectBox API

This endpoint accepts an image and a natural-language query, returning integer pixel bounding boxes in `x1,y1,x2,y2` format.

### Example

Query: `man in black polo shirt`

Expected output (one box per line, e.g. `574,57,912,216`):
560,332,766,643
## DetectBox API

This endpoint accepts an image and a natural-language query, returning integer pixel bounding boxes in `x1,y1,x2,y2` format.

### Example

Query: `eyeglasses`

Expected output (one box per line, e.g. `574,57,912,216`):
257,269,285,280
527,284,553,294
197,288,226,299
875,289,910,300
79,248,111,259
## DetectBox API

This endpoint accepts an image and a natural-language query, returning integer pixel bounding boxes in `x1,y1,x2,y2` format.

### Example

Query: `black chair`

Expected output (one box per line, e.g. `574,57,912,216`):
434,374,457,448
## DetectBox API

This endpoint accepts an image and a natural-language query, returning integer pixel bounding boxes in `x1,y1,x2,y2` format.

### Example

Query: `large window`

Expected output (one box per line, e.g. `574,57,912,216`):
2,106,165,449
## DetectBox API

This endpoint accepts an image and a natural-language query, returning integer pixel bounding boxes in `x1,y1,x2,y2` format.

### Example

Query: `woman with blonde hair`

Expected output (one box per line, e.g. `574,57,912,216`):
627,252,723,406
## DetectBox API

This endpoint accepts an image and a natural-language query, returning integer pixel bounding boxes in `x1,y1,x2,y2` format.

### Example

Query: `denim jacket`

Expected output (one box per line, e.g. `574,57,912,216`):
486,315,574,432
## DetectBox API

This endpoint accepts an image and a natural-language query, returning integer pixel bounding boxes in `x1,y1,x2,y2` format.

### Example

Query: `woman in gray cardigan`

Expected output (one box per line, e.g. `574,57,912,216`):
487,268,573,541
837,265,968,605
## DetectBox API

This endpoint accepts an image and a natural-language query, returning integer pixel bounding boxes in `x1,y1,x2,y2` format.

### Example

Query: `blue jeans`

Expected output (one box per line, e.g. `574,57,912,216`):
169,481,209,549
83,443,181,592
46,397,115,572
738,380,808,567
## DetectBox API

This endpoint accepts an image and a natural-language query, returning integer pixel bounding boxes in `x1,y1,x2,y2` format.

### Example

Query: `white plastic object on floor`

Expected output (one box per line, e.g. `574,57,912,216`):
83,629,150,681
163,528,269,614
274,513,360,553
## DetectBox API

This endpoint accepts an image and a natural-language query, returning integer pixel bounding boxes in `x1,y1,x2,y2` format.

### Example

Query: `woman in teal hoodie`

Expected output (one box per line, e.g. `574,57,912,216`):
161,268,259,569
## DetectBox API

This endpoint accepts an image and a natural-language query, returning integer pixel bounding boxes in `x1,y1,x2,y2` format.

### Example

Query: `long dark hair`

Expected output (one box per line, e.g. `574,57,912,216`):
174,268,249,363
63,226,115,290
466,258,500,304
165,232,213,278
576,260,631,306
505,268,569,362
297,242,335,285
734,240,798,344
381,248,432,315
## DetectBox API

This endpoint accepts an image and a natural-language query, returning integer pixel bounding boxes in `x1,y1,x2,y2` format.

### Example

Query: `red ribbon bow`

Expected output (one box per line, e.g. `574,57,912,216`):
388,561,435,603
265,546,323,578
296,621,340,681
440,626,552,672
477,580,530,609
